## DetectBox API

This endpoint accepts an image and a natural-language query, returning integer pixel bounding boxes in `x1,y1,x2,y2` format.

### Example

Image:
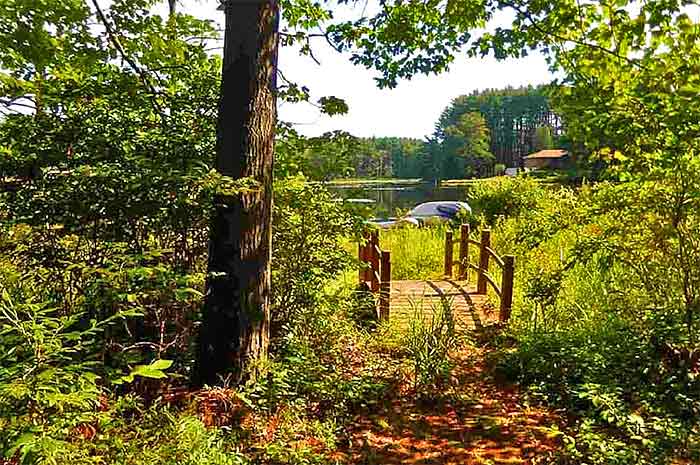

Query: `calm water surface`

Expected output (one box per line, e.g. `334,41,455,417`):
327,182,469,219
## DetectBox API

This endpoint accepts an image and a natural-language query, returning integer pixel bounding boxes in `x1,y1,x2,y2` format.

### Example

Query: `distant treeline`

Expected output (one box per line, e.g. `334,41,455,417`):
282,86,564,181
353,137,425,179
275,131,425,181
432,85,562,172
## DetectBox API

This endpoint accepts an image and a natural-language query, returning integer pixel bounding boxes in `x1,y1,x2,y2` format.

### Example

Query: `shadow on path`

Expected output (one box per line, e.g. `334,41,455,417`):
337,347,561,465
445,279,485,331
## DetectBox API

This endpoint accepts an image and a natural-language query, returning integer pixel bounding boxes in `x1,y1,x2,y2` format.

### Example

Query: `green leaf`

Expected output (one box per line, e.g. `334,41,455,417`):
148,359,173,371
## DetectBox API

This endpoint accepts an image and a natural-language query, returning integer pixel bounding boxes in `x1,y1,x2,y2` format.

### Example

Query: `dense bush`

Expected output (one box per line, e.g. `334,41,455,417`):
468,176,548,223
271,176,363,339
496,316,699,463
0,292,108,461
470,177,700,464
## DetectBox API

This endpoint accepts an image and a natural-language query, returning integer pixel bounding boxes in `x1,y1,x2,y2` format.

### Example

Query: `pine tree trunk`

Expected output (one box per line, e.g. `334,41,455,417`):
193,0,279,387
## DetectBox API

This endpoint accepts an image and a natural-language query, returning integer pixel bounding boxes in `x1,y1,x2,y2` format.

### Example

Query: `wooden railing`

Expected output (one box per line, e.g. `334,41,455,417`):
358,231,391,320
358,225,515,323
444,225,515,322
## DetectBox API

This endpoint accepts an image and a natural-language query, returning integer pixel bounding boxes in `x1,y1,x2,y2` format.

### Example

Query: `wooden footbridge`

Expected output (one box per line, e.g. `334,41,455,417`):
358,225,515,329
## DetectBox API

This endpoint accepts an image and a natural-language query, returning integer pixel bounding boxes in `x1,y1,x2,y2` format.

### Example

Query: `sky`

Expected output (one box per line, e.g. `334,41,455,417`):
277,45,553,139
182,1,555,139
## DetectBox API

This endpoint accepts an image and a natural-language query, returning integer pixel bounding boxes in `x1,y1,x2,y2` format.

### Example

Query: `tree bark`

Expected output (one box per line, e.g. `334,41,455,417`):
193,0,279,387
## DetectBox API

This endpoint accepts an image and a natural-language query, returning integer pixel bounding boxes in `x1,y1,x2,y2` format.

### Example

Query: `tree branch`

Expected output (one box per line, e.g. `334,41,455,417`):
500,0,647,70
90,0,167,118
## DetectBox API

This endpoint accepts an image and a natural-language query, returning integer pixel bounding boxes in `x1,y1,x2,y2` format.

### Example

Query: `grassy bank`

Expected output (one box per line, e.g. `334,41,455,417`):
439,177,502,187
440,169,589,188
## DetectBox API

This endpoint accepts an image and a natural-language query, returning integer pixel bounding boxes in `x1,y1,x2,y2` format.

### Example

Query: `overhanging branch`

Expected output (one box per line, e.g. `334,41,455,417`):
90,0,167,119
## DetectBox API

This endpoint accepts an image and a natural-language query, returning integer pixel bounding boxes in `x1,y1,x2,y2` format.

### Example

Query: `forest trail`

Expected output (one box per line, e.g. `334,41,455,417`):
337,345,562,465
331,273,562,464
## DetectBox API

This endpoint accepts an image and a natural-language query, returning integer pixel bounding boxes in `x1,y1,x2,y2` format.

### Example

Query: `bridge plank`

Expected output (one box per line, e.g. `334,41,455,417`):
387,279,495,330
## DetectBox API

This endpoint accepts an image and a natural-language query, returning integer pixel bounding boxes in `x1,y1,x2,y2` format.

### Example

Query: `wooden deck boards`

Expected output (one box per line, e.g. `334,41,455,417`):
388,279,495,330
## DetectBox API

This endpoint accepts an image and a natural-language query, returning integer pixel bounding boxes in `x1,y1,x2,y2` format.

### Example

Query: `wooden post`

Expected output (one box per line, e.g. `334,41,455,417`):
500,255,515,322
477,229,491,294
370,231,380,292
444,230,453,278
459,224,469,280
379,250,391,320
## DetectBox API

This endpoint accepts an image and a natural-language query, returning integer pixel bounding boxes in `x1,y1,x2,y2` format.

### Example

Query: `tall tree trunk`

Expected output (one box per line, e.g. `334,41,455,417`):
193,0,279,387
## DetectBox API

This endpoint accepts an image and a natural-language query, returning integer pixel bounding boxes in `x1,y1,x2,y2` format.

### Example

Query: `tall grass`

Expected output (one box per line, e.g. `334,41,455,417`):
405,297,457,393
378,226,448,280
379,223,501,314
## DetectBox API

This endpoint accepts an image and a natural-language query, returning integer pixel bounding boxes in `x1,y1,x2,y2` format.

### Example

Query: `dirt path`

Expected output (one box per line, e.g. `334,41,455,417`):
337,346,562,465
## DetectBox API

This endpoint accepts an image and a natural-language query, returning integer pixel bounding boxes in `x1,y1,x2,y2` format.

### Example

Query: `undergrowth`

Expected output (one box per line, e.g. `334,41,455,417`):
474,176,700,464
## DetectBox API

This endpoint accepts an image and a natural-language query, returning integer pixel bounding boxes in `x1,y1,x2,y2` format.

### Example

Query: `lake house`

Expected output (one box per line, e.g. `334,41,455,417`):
523,149,571,170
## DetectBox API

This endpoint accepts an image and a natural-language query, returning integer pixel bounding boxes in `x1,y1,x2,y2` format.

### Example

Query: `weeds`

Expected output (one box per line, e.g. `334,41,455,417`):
474,177,700,464
379,226,449,280
405,297,458,395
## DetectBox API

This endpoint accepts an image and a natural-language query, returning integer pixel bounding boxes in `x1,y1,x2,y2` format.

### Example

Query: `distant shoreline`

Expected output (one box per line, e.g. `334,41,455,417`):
310,178,424,188
309,177,505,189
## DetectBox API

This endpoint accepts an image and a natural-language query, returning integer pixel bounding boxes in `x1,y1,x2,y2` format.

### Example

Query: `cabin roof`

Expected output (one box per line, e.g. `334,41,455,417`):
523,149,569,159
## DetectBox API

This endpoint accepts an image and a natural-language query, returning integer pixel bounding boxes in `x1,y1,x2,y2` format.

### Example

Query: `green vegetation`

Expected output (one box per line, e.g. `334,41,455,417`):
442,112,493,177
405,298,458,394
356,177,700,463
277,134,427,181
429,86,561,178
377,226,449,280
475,178,700,464
354,137,426,179
1,0,699,463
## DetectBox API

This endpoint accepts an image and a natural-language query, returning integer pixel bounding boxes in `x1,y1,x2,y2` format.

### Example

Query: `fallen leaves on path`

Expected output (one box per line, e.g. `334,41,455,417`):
337,345,562,465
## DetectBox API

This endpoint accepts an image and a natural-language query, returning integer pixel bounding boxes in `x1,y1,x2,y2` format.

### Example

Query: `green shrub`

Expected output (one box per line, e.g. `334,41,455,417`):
479,175,700,464
496,316,699,464
345,287,378,329
468,177,547,223
271,176,364,339
0,287,130,463
65,403,248,465
405,297,458,394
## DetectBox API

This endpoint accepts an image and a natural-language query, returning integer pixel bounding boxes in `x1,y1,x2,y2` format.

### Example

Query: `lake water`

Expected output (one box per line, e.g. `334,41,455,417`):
327,181,470,219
